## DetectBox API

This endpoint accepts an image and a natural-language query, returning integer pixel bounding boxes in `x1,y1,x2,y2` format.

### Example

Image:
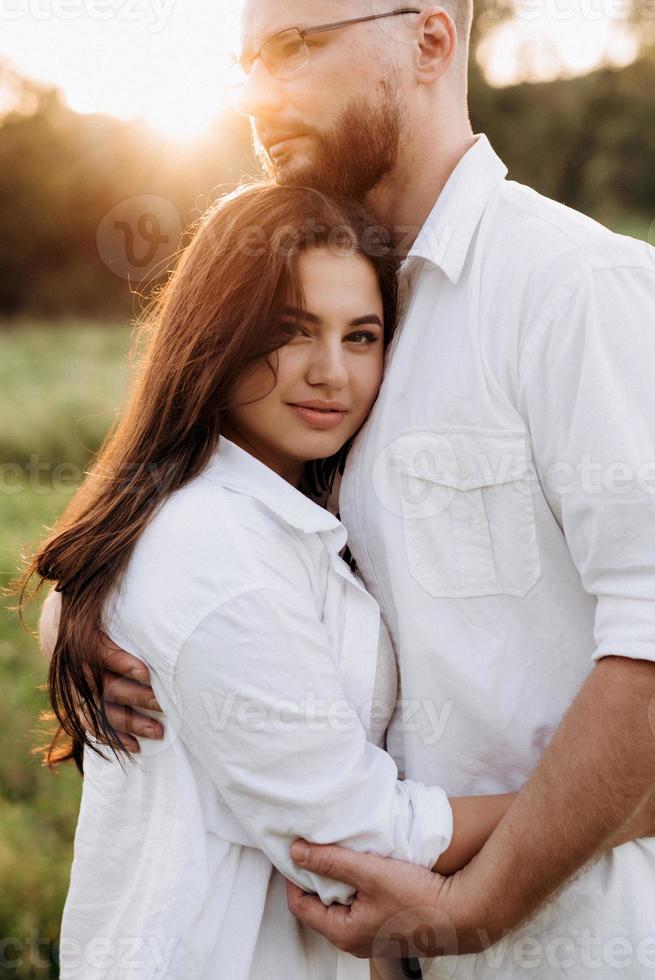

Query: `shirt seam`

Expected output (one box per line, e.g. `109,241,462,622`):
171,582,316,684
518,275,592,386
503,193,597,252
503,190,655,267
518,264,655,388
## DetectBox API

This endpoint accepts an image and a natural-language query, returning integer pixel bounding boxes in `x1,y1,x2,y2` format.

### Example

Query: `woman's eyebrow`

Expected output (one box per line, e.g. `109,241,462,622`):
350,315,383,328
283,306,321,324
283,307,383,328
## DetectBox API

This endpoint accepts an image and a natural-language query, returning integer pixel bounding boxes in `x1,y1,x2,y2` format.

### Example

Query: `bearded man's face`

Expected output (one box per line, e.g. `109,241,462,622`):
238,0,408,200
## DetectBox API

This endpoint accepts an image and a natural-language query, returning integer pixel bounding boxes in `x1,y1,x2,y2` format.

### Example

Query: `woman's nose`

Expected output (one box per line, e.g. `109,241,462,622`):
306,343,349,389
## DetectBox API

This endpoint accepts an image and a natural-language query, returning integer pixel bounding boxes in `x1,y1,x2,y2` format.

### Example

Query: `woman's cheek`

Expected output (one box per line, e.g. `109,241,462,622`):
355,361,384,417
275,344,304,380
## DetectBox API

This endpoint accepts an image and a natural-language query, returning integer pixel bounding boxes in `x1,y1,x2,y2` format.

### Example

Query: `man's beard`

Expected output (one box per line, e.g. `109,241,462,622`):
255,82,402,201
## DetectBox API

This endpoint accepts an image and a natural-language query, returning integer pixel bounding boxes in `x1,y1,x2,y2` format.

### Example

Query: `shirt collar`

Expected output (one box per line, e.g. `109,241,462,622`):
406,134,508,285
203,436,344,537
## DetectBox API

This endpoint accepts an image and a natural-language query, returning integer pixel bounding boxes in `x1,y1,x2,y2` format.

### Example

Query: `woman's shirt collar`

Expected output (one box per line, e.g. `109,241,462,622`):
202,436,344,539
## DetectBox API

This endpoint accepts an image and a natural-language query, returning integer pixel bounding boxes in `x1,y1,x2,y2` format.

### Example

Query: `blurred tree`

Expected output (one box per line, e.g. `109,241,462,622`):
0,60,252,319
0,28,654,321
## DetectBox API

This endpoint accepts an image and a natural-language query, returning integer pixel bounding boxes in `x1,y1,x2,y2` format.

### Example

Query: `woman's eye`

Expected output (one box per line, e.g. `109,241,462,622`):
280,321,309,341
347,331,380,346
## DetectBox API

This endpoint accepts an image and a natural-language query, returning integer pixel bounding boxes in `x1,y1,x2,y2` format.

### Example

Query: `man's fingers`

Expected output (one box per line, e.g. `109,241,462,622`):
104,672,161,713
104,702,164,740
110,733,141,754
285,880,353,948
78,699,142,753
101,636,150,686
290,840,375,890
86,730,141,754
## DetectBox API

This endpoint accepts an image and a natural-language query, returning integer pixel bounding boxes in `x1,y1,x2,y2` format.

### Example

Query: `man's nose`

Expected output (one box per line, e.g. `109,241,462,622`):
235,58,286,119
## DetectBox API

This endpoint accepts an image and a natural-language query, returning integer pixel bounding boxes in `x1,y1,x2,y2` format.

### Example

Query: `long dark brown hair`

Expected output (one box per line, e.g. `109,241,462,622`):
20,182,400,771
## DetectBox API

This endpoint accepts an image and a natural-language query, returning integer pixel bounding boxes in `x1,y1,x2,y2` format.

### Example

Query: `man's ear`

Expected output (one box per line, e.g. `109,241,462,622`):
414,6,457,84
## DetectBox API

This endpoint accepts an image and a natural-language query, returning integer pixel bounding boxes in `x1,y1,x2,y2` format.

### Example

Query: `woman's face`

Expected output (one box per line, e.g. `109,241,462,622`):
224,246,386,486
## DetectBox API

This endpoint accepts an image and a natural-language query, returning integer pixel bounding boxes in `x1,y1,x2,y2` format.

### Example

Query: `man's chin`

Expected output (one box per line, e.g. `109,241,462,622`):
256,140,316,185
267,151,316,186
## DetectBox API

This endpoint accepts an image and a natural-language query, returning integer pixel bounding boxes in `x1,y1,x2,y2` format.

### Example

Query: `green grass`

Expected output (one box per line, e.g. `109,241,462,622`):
0,321,131,977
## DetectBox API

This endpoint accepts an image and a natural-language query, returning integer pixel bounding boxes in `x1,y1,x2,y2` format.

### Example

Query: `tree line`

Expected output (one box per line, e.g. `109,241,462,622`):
0,39,653,320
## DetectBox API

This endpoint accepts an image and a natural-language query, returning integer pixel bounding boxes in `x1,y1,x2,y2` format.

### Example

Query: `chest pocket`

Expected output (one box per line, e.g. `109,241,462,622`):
395,429,541,599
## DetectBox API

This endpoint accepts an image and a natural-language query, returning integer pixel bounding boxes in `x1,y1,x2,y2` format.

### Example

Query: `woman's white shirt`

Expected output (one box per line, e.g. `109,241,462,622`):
60,437,452,980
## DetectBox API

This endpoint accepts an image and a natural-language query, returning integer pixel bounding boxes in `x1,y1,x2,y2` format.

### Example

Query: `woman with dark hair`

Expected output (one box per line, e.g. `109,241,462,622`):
25,183,516,979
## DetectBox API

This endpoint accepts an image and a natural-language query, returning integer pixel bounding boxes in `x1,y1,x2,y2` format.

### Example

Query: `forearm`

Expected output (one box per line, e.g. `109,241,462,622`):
39,588,62,660
176,592,454,905
434,794,516,876
461,656,655,937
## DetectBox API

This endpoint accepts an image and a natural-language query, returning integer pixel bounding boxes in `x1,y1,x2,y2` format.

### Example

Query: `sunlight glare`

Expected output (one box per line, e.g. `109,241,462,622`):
0,0,645,133
481,9,641,86
0,0,243,141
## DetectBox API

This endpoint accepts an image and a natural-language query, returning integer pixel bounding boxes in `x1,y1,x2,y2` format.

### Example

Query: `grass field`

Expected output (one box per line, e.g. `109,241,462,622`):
0,322,131,977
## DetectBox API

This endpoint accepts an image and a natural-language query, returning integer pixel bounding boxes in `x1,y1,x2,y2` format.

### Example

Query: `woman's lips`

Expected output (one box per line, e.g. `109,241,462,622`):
288,404,347,430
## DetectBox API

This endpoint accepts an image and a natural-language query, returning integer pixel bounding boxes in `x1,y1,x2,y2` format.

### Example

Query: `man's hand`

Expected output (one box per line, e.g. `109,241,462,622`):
39,589,164,752
286,842,494,962
290,658,655,962
286,797,655,963
97,638,164,752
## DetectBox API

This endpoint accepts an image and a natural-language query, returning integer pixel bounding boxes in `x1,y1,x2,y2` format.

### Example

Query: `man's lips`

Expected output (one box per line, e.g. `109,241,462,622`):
264,134,305,157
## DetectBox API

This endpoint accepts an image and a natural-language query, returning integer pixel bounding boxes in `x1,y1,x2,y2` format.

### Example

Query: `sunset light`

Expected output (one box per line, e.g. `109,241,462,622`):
0,0,646,140
0,0,242,140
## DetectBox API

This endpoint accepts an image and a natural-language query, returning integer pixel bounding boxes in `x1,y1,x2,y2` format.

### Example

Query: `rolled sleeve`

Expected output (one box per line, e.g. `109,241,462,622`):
519,264,655,665
172,586,453,906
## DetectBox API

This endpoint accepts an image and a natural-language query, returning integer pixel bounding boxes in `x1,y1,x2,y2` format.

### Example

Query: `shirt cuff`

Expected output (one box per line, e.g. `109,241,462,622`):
401,781,454,870
592,594,655,665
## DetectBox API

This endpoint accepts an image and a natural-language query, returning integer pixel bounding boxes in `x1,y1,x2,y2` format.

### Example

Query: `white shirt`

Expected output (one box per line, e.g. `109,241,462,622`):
59,437,453,980
340,135,655,977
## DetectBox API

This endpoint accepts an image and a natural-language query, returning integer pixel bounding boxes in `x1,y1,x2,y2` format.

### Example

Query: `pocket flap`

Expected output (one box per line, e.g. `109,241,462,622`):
393,429,531,491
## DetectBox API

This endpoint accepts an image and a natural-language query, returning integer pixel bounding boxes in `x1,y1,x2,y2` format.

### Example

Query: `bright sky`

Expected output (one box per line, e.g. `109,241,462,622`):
0,0,243,139
480,10,640,86
0,0,642,140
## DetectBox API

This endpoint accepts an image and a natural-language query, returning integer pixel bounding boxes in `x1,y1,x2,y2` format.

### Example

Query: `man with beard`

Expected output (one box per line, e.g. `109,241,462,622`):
43,1,655,977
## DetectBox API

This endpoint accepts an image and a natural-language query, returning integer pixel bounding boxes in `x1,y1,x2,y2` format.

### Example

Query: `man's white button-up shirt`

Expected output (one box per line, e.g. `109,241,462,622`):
340,134,655,978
